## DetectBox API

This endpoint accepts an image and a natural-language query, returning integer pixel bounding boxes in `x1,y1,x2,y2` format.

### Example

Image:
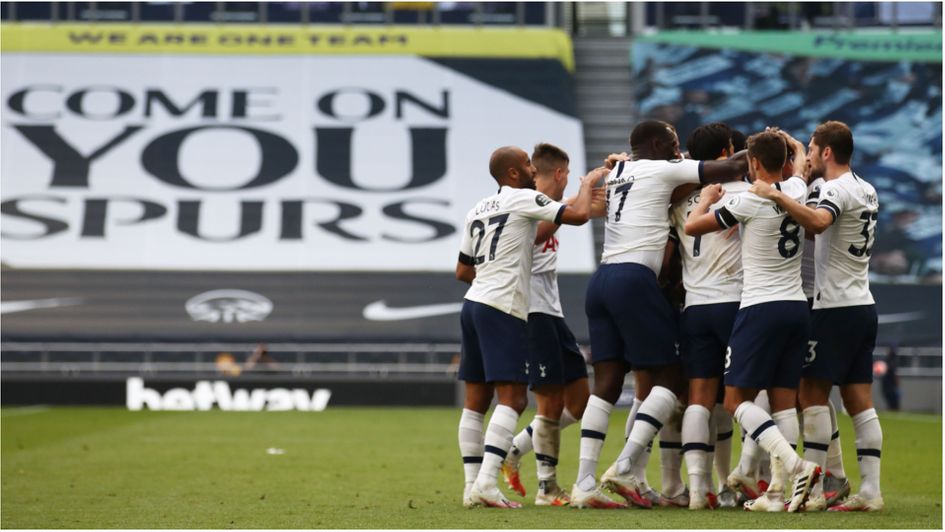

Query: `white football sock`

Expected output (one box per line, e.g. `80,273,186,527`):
707,409,718,491
772,408,799,451
802,405,831,470
615,386,677,474
713,404,733,490
474,405,519,489
576,395,613,491
772,408,800,495
625,397,651,483
852,408,882,499
802,405,831,497
659,422,685,497
734,428,762,478
533,415,560,481
734,401,801,475
683,404,712,495
625,397,643,440
755,390,770,411
753,391,772,482
509,420,534,460
458,409,485,486
826,401,847,478
561,407,579,429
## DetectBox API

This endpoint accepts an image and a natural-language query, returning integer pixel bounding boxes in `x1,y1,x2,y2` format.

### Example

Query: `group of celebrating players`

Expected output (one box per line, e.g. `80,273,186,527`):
454,119,883,513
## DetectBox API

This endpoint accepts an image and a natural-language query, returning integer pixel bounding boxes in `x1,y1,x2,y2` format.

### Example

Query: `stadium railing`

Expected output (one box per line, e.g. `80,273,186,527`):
2,2,941,31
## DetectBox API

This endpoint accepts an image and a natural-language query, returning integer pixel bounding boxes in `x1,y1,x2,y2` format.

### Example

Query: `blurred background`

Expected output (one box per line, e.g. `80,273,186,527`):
1,1,941,412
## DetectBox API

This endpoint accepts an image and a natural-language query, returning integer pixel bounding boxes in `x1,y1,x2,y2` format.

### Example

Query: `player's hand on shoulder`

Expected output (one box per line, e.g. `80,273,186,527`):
583,166,610,188
603,152,629,170
701,183,725,204
749,180,775,199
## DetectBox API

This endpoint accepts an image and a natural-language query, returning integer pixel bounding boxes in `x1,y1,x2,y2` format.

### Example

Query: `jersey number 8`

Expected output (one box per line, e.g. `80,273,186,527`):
778,217,801,258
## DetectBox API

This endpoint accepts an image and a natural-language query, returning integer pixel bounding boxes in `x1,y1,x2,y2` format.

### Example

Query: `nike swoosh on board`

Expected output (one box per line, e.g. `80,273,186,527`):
0,298,84,315
362,300,463,321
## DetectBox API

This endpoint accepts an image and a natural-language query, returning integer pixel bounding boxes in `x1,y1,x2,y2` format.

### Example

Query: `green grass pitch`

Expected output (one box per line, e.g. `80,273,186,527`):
1,406,941,528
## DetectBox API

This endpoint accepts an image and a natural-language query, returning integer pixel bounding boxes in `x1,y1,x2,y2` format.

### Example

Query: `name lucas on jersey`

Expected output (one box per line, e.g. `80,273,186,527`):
474,199,501,216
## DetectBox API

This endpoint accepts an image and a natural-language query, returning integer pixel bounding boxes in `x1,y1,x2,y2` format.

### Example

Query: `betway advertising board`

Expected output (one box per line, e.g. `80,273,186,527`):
0,26,593,272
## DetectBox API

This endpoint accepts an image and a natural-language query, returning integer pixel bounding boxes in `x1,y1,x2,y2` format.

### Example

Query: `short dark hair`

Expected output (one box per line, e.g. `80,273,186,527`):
731,129,747,152
812,120,854,165
747,131,787,173
686,123,733,161
532,143,569,174
630,120,675,148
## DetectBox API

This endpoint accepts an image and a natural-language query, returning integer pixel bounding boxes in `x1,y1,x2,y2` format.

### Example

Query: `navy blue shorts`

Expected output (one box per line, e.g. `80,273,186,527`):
458,300,529,384
724,301,810,390
527,313,589,389
803,305,877,385
585,263,679,368
680,302,740,379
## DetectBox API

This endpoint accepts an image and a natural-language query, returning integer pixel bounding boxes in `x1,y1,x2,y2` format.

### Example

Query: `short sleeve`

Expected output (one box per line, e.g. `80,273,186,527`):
806,179,823,207
817,180,844,222
510,189,567,224
714,192,755,229
458,213,475,265
661,159,704,187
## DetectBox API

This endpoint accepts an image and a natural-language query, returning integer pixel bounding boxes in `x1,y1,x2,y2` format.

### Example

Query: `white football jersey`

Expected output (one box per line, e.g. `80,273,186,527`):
529,234,563,317
669,180,750,308
459,186,567,321
715,176,807,309
801,177,825,299
813,172,878,309
601,158,704,275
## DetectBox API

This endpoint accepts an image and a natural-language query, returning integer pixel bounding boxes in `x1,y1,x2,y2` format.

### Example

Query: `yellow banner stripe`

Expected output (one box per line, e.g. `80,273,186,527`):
1,23,574,71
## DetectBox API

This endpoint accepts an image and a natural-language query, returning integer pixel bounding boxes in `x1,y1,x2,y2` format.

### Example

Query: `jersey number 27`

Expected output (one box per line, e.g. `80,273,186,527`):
469,214,510,264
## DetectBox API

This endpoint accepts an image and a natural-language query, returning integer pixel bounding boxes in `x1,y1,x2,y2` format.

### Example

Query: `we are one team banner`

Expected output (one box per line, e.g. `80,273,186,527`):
0,25,593,272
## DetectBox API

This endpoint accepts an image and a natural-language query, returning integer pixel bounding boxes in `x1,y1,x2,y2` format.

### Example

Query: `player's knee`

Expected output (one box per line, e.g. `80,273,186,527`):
797,379,831,409
463,395,491,413
564,388,589,418
496,390,528,414
840,385,873,416
592,375,623,404
651,364,685,395
722,394,743,416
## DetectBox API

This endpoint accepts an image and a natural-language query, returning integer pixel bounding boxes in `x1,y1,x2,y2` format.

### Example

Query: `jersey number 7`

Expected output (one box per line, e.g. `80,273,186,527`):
612,180,634,222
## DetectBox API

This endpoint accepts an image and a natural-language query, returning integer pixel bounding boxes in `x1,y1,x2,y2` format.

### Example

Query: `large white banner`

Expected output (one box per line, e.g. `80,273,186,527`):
1,54,594,272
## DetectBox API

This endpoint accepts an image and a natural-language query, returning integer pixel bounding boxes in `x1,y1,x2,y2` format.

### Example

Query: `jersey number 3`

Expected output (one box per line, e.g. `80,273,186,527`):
849,211,878,257
470,214,510,264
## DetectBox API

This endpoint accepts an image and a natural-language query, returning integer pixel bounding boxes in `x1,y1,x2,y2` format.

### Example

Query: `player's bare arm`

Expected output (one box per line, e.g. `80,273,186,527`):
589,183,608,219
749,181,834,234
658,237,677,287
700,150,748,184
684,183,727,236
603,152,630,170
455,260,476,284
773,129,808,183
558,167,607,225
